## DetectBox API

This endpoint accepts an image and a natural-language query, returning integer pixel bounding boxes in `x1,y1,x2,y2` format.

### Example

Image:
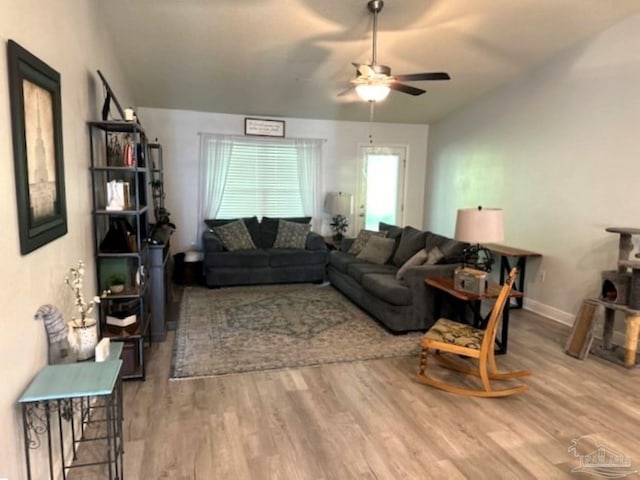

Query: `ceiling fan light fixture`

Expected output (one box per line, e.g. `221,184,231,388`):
355,84,390,102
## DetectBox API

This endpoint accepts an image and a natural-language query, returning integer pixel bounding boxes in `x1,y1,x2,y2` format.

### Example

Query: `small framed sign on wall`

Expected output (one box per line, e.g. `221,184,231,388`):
244,117,285,137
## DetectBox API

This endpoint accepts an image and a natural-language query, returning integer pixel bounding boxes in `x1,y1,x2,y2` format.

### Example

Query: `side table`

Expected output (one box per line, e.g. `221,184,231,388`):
486,243,542,309
19,343,124,480
425,276,523,354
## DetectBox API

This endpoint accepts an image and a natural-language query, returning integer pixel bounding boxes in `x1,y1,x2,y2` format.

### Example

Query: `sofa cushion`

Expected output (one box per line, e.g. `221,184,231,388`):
348,229,388,256
392,226,428,267
269,249,327,267
361,274,412,306
379,222,403,260
396,248,428,281
328,251,367,274
203,249,269,268
260,217,311,248
347,262,397,283
379,222,403,240
212,219,257,251
273,220,311,249
424,231,451,252
357,236,396,265
437,239,467,264
205,217,261,247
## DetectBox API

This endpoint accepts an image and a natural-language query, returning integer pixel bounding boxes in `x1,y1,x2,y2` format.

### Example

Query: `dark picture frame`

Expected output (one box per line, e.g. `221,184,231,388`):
244,117,286,137
8,40,67,254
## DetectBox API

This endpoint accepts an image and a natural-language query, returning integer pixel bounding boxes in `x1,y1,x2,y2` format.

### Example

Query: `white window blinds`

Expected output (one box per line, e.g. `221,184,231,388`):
217,139,303,219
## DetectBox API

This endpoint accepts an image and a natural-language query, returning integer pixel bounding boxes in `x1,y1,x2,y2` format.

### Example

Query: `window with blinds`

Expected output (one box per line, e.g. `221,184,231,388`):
217,139,305,218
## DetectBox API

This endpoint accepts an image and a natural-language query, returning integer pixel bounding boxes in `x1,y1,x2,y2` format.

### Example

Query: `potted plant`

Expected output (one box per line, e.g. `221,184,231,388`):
330,214,349,242
64,260,104,360
107,273,127,293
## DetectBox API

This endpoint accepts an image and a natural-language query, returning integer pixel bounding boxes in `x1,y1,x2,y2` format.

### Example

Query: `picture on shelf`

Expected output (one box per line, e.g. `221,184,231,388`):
106,180,131,211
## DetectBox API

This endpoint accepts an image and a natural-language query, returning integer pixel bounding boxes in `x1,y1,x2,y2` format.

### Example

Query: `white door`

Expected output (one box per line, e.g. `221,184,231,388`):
356,145,407,232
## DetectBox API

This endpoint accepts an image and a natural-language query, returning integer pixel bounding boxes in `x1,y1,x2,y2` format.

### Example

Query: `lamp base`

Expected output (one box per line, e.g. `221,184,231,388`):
462,244,494,272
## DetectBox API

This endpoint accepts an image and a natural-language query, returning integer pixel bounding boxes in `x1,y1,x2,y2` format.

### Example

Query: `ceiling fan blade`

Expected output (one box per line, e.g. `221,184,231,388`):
352,62,375,77
393,72,450,82
337,85,355,97
389,82,426,96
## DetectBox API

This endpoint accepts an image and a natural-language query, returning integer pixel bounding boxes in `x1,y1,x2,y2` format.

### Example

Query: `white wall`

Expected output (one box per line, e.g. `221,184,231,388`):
0,1,133,478
136,108,430,253
425,14,640,322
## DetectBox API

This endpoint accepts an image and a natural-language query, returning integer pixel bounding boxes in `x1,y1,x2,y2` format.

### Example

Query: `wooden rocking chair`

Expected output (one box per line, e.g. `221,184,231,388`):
417,267,531,397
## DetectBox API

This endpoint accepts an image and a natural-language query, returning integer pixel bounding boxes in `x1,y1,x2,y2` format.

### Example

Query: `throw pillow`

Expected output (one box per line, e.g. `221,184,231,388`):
204,217,261,247
357,236,396,265
396,248,429,281
348,229,388,256
425,246,445,265
212,219,256,251
273,220,311,249
260,216,311,248
392,226,428,267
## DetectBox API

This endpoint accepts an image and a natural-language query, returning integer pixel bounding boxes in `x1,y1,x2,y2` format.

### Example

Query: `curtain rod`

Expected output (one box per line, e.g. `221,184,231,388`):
197,132,327,143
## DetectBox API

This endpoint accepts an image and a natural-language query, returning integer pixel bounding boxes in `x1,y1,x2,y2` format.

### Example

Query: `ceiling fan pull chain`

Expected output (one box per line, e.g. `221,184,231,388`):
368,102,375,144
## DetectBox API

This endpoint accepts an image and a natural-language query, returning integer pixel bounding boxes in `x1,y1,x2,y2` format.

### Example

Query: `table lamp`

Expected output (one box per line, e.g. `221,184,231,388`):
325,192,353,241
454,206,504,272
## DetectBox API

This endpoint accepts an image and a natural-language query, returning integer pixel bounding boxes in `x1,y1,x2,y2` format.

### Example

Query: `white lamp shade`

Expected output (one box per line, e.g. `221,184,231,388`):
325,192,353,216
454,207,504,244
355,84,391,102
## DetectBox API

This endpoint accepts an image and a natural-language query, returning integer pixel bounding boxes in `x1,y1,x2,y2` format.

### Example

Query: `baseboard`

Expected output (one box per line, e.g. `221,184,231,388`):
523,297,627,346
523,298,574,326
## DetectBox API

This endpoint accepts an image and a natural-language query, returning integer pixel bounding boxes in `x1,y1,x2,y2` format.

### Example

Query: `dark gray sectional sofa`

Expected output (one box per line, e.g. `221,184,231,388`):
202,216,328,287
327,223,467,332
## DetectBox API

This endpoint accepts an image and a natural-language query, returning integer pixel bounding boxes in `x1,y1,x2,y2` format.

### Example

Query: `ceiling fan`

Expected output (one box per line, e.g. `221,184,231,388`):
342,0,450,102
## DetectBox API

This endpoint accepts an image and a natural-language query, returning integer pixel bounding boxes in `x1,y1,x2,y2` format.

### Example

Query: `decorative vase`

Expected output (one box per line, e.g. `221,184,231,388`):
69,318,98,361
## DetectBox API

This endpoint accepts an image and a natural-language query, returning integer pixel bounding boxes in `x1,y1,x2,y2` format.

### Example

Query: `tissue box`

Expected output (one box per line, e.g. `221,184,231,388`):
454,267,488,295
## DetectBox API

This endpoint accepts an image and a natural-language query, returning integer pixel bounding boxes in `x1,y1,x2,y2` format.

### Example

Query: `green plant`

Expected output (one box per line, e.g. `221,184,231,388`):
330,214,349,239
107,273,127,287
155,207,176,230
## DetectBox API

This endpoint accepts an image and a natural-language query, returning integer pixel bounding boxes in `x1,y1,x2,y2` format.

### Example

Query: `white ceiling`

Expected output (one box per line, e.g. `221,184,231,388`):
96,0,640,124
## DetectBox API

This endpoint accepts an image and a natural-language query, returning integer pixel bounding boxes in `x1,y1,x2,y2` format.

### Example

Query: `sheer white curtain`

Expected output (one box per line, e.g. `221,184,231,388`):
196,133,234,246
295,138,323,232
197,134,324,244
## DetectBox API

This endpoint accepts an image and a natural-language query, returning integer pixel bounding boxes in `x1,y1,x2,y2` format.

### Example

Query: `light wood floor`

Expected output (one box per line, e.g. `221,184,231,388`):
77,307,640,479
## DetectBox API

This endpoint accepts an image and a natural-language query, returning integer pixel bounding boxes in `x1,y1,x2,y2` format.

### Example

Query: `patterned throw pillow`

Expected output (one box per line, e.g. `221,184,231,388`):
212,219,256,251
348,229,388,256
273,220,311,249
357,236,396,265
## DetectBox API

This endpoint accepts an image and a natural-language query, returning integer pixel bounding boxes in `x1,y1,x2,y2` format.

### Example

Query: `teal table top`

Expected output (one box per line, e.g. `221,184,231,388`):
19,343,124,403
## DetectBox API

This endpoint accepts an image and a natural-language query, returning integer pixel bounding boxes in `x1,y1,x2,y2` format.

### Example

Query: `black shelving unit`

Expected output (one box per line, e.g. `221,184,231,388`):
88,120,151,380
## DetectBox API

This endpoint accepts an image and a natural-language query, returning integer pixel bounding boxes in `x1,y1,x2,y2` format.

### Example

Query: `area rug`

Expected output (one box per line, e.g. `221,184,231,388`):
170,283,422,379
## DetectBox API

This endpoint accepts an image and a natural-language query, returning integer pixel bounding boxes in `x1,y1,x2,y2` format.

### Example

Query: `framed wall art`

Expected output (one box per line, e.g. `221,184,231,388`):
244,117,285,137
8,40,67,254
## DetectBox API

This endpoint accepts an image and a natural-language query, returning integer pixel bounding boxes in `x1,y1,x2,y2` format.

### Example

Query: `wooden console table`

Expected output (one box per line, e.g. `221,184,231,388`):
486,244,542,309
425,276,523,354
19,344,124,480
